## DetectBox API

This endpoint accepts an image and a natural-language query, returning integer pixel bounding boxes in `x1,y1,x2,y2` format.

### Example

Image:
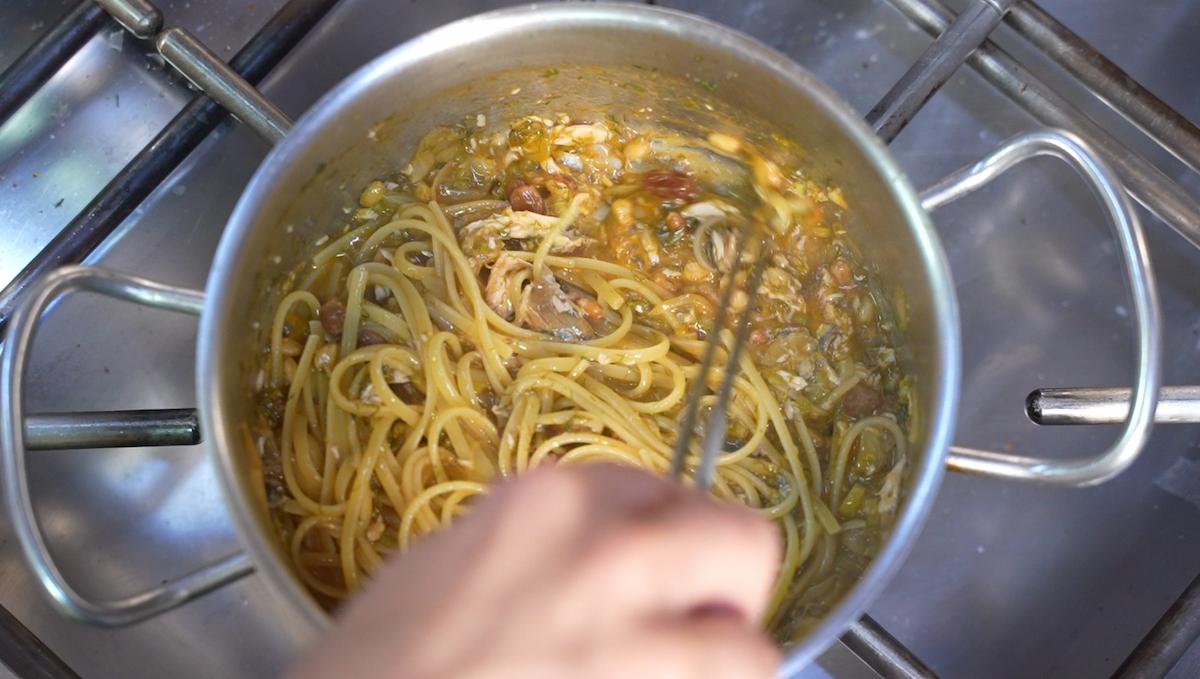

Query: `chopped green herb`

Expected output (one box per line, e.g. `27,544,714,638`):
53,198,64,208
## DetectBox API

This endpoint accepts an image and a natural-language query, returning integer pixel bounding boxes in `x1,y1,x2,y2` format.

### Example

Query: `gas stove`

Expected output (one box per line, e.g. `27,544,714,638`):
1,1,1199,677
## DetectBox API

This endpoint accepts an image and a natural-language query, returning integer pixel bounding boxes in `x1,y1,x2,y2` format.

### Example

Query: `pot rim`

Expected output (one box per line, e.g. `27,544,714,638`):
197,3,961,672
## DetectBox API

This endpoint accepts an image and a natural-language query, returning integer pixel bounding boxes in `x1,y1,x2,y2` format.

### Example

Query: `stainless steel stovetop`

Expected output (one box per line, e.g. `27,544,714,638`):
2,1,1200,677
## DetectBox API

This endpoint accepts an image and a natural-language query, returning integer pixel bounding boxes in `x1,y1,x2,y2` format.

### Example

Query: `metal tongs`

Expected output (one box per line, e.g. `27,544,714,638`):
668,227,771,488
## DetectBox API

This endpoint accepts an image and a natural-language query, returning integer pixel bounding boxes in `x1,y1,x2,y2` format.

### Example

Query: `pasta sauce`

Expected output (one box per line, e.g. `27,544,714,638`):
251,106,914,642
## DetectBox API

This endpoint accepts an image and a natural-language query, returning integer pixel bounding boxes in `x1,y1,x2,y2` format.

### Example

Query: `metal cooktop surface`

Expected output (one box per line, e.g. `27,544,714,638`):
1,1,1199,677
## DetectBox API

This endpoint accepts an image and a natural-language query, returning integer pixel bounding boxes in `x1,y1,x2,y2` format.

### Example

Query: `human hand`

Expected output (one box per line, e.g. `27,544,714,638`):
288,464,781,679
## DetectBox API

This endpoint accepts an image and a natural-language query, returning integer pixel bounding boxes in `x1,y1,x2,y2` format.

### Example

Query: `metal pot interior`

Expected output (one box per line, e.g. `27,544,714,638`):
198,3,959,670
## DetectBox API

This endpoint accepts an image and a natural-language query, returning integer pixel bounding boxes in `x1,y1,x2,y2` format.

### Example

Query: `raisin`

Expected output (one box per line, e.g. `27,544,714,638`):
643,170,699,202
505,176,529,194
358,328,388,346
509,183,547,214
841,384,883,417
319,299,346,336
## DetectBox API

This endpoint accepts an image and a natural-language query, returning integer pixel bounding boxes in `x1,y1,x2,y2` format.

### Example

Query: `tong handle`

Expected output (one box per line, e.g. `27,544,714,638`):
669,234,769,489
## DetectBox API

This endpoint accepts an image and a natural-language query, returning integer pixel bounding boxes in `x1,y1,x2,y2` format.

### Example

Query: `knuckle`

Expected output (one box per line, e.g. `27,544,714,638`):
649,621,779,679
731,632,782,678
696,624,780,679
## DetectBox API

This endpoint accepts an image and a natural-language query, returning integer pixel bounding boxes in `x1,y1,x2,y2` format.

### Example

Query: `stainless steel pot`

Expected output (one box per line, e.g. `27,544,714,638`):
0,4,1163,675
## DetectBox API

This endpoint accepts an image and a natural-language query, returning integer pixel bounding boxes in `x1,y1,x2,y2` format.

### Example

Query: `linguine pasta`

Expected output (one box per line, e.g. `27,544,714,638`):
251,107,913,640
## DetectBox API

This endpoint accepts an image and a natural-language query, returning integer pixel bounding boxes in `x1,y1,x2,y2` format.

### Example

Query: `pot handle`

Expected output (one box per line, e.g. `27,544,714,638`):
0,265,254,626
920,129,1162,486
